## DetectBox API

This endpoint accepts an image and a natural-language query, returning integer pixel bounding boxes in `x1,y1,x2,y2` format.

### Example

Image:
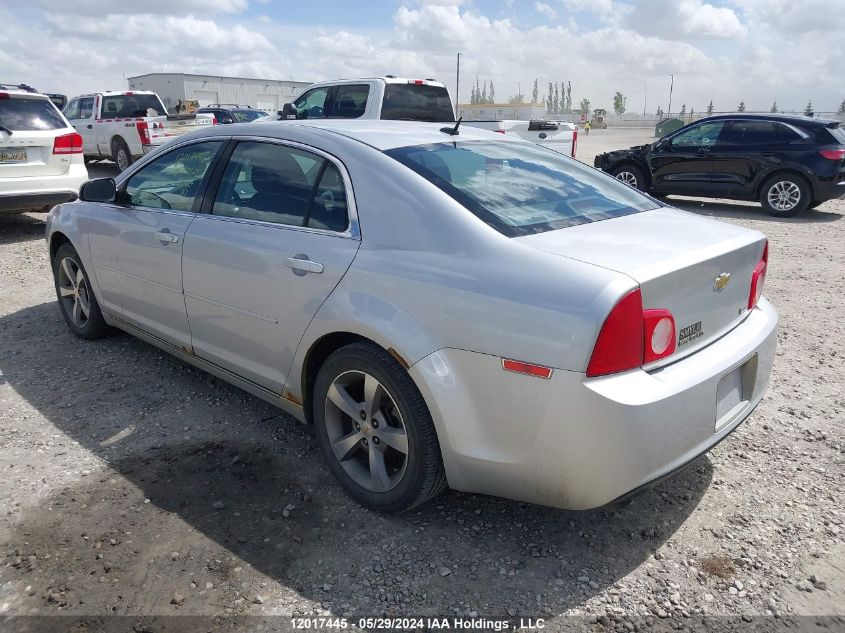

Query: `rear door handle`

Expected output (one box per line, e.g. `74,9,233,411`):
285,255,324,274
155,230,180,244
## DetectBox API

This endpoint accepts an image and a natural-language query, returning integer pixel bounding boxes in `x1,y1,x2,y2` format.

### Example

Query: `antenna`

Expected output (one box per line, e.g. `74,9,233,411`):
440,116,462,136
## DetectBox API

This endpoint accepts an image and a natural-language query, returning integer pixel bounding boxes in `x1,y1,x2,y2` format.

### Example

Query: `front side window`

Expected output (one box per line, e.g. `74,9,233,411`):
63,99,80,121
292,87,329,119
124,141,222,211
330,84,369,119
0,97,66,131
386,141,659,236
102,94,166,118
78,97,95,119
671,121,726,147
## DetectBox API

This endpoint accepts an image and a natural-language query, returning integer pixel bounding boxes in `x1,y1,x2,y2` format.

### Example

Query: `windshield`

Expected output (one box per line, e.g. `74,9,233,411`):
101,94,166,118
386,141,660,236
381,83,455,122
0,97,66,131
233,109,264,122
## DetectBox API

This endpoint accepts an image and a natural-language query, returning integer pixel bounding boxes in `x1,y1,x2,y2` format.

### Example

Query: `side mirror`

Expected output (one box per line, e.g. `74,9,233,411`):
654,139,670,151
281,103,296,119
79,178,116,203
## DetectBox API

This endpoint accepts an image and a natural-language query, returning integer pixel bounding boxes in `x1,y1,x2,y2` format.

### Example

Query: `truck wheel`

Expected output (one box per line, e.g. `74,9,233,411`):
112,139,133,172
611,165,647,191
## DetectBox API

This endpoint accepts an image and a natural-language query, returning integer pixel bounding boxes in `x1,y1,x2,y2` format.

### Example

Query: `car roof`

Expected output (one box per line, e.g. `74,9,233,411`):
72,91,158,98
0,89,50,100
307,76,448,88
697,113,840,127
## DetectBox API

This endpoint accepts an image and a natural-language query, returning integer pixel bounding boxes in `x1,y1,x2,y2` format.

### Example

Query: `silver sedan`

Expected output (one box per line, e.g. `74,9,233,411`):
46,120,778,512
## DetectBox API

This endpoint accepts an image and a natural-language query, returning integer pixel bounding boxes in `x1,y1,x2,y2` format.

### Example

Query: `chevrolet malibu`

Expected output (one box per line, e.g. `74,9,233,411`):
46,120,778,513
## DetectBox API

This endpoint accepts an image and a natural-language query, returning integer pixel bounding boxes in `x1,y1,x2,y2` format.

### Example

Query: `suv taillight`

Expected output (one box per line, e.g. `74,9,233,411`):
748,241,769,310
819,149,845,160
586,288,677,377
53,132,83,154
136,121,151,145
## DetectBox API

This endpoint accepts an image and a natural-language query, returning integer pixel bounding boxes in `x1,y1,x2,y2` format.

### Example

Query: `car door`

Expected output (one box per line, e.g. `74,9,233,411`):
649,120,727,195
87,139,226,348
65,97,95,155
710,120,803,198
181,139,360,392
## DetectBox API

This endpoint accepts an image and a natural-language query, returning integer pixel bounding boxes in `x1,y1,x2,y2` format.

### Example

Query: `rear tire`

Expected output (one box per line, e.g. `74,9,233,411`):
312,342,446,513
112,139,133,172
52,243,110,340
760,174,810,217
611,164,647,191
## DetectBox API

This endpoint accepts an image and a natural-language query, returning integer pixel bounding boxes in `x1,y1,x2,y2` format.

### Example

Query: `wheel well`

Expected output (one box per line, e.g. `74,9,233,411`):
756,169,812,199
300,332,371,424
110,135,127,152
49,232,70,263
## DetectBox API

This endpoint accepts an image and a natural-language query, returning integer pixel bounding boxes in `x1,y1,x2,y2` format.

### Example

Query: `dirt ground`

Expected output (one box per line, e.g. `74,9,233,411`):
0,128,843,631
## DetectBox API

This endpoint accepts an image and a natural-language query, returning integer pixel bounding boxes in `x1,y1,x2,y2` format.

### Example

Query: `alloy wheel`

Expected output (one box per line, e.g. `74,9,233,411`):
323,370,409,492
616,171,638,188
767,181,801,211
57,256,91,328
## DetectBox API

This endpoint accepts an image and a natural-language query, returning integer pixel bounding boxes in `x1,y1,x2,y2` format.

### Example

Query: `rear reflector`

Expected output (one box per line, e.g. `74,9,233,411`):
52,132,83,154
819,149,845,160
586,288,644,377
748,241,768,310
502,358,553,379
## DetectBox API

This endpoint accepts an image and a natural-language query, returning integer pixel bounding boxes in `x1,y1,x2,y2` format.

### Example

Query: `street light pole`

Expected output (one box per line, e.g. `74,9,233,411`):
455,52,461,115
668,74,674,118
641,80,647,116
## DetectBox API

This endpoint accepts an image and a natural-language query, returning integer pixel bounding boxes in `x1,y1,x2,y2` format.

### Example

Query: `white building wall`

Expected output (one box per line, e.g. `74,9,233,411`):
128,73,311,113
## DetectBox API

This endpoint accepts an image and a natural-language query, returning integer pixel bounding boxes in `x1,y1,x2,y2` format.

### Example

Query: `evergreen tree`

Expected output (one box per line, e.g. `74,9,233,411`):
680,103,687,116
612,91,627,115
481,81,487,104
706,99,714,115
804,100,813,116
532,79,539,104
656,105,664,118
553,84,559,114
737,100,746,112
474,77,480,105
770,101,778,113
470,85,476,105
489,81,495,103
566,81,572,111
579,98,591,115
547,82,554,113
838,99,845,114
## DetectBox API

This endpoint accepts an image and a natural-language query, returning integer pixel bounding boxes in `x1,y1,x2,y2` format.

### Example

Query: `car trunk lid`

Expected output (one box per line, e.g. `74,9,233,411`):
516,207,767,365
145,113,215,147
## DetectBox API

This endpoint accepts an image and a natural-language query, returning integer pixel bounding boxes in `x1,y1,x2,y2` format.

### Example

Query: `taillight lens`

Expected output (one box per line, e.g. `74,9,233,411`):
53,132,83,154
748,241,768,310
586,288,677,377
136,121,151,145
819,149,845,160
212,116,218,125
571,127,578,157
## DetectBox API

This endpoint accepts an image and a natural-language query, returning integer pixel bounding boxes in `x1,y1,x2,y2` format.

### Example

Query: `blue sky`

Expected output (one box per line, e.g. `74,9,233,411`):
3,0,843,113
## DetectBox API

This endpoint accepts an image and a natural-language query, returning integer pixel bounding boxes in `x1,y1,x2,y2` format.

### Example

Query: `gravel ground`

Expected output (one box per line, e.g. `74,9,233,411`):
0,129,843,631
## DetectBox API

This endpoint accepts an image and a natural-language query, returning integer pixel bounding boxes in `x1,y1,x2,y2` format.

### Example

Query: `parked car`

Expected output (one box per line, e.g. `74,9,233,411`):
0,87,87,215
594,113,845,216
63,91,215,171
277,76,577,156
196,105,267,124
46,120,777,512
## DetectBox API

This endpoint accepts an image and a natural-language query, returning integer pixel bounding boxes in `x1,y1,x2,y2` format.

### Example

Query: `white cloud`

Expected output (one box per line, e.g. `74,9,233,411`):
627,0,746,39
26,0,248,15
534,2,558,20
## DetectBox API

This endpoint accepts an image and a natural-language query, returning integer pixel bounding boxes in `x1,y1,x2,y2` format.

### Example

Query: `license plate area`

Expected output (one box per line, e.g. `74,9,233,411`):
715,354,757,431
0,149,27,163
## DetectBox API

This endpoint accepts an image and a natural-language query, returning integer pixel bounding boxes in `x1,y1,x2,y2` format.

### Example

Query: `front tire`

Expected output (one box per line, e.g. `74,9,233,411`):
52,243,110,340
313,342,446,513
611,164,647,191
760,174,810,217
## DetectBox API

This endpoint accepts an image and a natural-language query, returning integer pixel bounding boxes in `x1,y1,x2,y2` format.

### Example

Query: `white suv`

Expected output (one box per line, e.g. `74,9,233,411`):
0,88,88,215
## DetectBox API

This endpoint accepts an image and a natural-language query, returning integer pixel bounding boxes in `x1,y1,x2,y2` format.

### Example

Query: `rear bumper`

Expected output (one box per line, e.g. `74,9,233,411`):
0,191,78,213
813,179,845,201
410,298,778,510
0,164,87,213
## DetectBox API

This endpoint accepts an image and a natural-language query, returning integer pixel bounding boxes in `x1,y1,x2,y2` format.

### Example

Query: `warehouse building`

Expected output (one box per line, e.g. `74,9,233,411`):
457,102,547,120
126,72,312,114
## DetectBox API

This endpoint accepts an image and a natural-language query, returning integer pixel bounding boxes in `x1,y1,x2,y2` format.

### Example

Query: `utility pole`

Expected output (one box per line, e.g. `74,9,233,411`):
641,80,647,116
455,52,461,114
667,74,674,117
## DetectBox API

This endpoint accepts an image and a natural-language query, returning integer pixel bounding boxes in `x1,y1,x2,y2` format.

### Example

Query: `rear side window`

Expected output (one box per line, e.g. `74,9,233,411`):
308,163,349,232
102,94,165,118
330,84,369,119
0,97,66,131
386,141,658,237
381,83,455,122
828,126,845,144
722,120,785,145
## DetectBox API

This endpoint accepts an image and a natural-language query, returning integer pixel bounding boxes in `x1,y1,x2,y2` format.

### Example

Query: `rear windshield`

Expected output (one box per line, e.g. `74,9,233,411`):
386,141,659,237
232,109,264,122
381,84,455,122
0,97,66,131
101,94,166,118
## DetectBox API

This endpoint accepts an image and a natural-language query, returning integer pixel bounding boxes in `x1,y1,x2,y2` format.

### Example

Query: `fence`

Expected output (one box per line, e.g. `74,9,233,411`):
547,111,845,129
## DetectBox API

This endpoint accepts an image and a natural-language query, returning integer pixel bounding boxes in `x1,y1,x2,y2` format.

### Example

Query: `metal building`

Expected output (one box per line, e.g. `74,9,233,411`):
126,72,312,113
457,102,547,121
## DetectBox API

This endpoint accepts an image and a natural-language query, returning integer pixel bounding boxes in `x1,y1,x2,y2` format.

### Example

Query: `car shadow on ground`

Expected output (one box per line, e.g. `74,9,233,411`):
0,301,714,617
667,197,843,224
0,212,47,246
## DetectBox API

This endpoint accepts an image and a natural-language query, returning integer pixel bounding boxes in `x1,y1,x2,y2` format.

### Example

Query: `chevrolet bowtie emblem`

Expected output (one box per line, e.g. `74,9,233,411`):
713,272,731,291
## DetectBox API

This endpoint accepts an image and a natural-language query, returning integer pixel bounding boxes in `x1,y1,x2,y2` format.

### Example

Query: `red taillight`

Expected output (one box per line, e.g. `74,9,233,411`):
212,116,218,125
411,80,424,85
52,132,83,154
571,127,578,157
748,241,768,310
586,289,644,377
819,149,845,160
136,120,151,145
502,358,553,379
586,288,677,377
494,129,505,134
0,92,9,99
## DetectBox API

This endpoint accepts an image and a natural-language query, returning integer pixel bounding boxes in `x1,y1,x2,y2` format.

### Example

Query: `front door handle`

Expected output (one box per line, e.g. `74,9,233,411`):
154,230,180,244
285,255,324,275
86,124,93,129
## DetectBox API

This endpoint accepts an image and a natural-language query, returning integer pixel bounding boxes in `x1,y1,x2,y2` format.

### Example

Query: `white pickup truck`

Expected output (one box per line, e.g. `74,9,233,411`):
63,91,215,171
277,77,577,157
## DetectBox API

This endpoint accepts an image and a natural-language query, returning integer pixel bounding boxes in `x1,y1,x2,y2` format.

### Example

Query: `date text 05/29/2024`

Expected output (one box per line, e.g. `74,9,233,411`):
291,617,547,631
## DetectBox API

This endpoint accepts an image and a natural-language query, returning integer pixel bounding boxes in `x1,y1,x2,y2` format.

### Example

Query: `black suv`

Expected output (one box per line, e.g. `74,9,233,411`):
594,114,845,216
196,105,266,125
